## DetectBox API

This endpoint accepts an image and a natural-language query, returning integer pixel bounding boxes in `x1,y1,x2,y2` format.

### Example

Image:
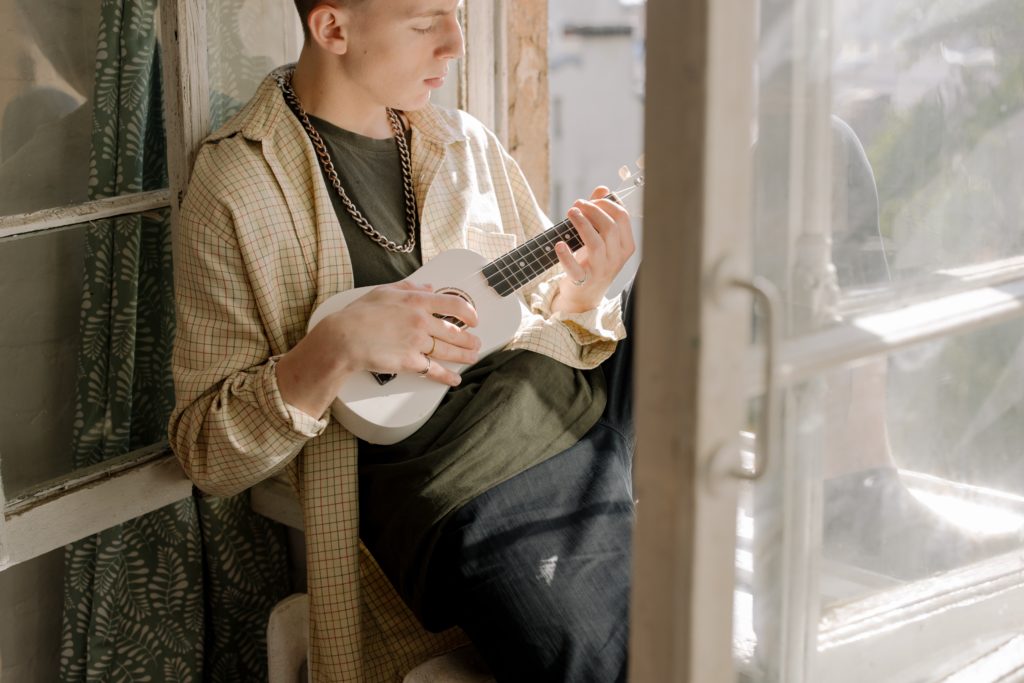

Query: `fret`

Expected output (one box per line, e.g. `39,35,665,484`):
495,280,515,297
526,243,553,276
515,250,543,280
496,252,519,274
481,217,585,297
483,257,512,288
483,262,517,296
511,268,530,289
482,261,505,282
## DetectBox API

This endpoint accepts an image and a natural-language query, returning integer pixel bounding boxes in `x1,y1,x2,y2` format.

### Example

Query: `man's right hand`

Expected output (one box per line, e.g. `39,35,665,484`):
276,281,481,418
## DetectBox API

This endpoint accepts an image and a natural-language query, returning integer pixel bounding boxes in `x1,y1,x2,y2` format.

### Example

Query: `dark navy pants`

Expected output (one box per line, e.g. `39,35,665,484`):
423,286,635,683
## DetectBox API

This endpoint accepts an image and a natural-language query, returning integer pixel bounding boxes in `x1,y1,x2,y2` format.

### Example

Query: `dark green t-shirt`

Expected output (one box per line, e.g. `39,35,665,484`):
309,115,607,617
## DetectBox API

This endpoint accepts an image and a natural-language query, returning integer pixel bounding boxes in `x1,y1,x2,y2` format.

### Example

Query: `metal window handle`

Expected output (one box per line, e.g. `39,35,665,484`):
708,264,778,483
731,276,780,480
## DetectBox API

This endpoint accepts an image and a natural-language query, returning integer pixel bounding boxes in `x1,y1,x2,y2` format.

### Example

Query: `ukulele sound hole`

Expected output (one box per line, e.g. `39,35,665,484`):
367,289,474,385
433,287,474,329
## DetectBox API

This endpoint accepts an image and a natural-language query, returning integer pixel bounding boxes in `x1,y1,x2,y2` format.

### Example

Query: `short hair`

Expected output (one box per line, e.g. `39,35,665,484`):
294,0,367,40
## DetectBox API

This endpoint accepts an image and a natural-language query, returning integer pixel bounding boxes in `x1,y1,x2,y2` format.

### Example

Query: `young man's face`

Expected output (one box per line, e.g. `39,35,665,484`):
341,0,464,112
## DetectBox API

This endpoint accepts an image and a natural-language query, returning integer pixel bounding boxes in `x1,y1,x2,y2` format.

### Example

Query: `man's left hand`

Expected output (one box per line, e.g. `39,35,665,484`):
552,185,635,314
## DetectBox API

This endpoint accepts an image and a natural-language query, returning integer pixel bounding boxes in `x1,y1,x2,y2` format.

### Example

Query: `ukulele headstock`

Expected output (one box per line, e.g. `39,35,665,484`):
607,155,645,216
617,155,645,189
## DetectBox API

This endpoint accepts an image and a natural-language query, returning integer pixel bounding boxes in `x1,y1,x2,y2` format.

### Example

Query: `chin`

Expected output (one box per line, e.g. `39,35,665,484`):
400,92,433,112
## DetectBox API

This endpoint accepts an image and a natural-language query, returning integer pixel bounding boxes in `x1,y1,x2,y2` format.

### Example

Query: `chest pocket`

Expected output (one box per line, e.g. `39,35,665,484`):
465,225,518,262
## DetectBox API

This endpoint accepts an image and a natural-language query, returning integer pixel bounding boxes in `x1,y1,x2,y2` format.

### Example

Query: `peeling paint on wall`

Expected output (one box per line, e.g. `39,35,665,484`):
507,0,550,211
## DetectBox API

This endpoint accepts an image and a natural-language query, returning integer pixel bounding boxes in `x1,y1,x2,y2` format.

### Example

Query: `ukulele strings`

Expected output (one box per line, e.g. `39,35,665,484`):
435,179,644,300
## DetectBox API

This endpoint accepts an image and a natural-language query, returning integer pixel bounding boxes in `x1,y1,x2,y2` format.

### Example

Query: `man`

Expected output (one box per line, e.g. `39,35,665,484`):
168,0,636,680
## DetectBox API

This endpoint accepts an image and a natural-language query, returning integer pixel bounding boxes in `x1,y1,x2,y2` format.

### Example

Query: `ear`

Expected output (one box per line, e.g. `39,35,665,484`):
307,2,350,55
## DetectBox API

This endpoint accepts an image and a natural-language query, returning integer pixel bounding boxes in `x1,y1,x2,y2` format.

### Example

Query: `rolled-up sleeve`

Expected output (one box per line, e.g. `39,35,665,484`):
496,146,627,369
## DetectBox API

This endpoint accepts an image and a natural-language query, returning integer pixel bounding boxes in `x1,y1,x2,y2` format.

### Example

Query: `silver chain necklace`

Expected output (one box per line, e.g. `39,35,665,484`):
277,71,418,254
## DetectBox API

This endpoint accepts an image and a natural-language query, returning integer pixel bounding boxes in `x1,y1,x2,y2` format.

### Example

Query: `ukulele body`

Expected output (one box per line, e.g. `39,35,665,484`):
307,248,524,445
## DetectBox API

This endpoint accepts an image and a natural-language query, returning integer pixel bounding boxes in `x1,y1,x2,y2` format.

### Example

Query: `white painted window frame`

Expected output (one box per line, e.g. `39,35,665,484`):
0,191,172,241
739,264,1024,399
0,0,209,572
461,0,508,144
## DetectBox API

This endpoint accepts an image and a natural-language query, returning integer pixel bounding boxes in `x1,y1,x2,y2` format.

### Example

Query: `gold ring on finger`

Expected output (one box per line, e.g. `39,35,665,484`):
427,336,437,356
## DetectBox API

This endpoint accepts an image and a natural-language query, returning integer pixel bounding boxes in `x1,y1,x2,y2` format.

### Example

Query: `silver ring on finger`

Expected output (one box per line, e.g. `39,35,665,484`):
418,353,431,377
572,270,589,287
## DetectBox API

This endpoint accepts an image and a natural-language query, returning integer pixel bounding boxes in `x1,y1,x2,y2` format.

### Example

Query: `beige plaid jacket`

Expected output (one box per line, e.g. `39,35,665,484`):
169,66,625,682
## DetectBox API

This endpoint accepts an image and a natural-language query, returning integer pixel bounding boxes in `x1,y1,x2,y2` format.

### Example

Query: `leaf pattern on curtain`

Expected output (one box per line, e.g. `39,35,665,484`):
197,495,291,681
207,0,279,129
60,1,291,681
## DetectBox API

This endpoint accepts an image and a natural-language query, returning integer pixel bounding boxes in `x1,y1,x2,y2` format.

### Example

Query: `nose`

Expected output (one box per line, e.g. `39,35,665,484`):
437,14,465,61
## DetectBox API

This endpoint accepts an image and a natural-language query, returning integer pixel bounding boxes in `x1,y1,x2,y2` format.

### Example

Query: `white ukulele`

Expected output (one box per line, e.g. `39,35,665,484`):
308,161,644,445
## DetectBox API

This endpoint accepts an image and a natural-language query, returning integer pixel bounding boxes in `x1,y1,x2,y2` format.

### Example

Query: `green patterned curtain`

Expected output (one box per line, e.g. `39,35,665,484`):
60,1,291,680
208,0,278,129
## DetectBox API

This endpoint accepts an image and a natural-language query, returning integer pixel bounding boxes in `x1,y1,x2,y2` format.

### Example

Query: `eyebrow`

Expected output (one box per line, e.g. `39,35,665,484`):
407,1,463,18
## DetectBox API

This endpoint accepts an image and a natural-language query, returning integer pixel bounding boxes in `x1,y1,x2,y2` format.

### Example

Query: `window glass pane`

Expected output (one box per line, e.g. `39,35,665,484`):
208,0,303,128
818,316,1024,604
0,209,173,498
0,228,83,493
0,548,63,681
0,2,99,215
0,1,167,217
737,311,1024,679
549,0,646,296
833,1,1024,289
755,0,1024,338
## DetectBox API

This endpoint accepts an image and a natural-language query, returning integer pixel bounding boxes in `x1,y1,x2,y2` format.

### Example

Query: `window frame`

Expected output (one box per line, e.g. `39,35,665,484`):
0,0,214,571
630,0,1024,680
629,0,757,679
734,0,1024,679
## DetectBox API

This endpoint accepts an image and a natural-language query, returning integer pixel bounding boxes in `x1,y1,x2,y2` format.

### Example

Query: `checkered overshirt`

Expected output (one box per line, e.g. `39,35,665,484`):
168,66,625,682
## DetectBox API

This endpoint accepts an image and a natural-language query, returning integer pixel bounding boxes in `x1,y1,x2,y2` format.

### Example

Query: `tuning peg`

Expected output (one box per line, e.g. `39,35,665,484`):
618,165,633,182
635,154,645,170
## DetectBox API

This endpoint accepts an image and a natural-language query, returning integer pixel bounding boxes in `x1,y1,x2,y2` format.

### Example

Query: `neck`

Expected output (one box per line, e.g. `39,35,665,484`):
291,50,394,139
483,217,584,297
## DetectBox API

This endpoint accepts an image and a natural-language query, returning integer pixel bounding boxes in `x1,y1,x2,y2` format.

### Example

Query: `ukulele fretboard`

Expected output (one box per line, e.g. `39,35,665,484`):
481,217,585,297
